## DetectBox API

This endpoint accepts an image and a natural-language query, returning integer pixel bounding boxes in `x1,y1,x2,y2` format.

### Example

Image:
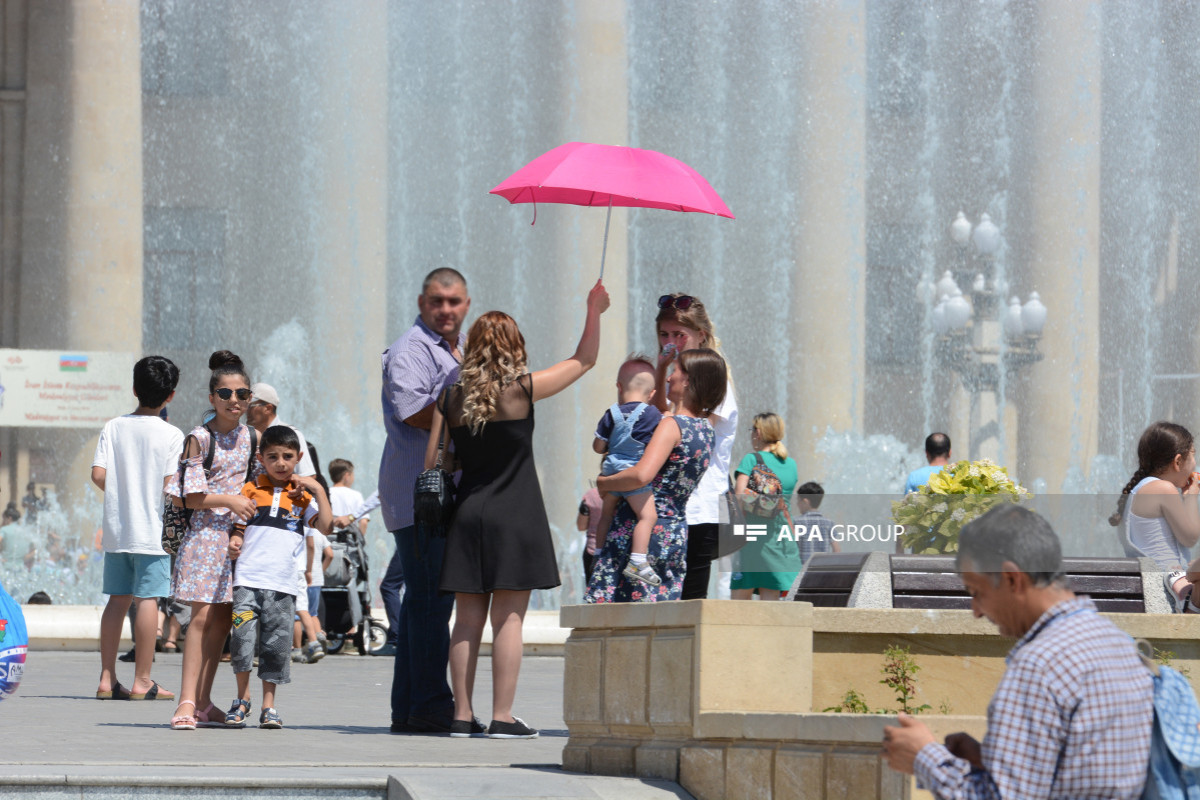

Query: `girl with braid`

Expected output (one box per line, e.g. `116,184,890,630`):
1109,421,1200,612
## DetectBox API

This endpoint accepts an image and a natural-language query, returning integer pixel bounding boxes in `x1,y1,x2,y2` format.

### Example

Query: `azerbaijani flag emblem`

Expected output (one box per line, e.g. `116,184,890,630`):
59,355,88,372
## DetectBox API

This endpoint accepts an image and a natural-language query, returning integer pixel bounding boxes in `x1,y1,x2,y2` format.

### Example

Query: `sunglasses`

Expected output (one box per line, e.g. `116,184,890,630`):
658,295,695,311
215,387,252,401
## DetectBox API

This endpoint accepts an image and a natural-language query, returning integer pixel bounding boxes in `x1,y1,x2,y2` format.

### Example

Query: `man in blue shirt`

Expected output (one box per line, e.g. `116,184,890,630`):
904,432,952,494
378,268,469,734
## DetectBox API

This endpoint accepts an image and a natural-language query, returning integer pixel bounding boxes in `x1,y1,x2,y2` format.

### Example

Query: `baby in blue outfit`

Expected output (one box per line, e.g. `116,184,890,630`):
592,357,663,586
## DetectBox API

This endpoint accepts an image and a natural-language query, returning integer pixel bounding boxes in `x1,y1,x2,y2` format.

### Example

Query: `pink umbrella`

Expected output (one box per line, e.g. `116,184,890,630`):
490,142,733,278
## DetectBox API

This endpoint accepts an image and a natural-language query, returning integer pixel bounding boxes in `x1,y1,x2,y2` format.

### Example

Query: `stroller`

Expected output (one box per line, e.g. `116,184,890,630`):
320,525,388,655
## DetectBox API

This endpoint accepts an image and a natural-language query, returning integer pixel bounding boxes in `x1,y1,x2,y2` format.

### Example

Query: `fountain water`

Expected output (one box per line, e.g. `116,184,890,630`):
11,1,1200,605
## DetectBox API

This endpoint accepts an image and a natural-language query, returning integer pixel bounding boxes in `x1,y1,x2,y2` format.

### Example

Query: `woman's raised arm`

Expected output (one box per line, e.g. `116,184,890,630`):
530,280,610,402
597,417,682,493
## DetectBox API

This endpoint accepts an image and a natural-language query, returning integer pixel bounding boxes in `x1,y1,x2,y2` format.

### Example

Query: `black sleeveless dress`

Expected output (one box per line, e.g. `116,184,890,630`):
438,374,560,594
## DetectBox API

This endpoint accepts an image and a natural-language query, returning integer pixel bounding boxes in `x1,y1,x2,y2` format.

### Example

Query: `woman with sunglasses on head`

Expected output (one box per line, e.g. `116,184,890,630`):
653,294,738,599
167,350,258,730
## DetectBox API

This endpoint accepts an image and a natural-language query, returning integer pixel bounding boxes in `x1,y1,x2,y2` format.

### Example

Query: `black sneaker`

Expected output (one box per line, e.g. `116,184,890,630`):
449,716,487,738
486,716,538,739
406,712,454,734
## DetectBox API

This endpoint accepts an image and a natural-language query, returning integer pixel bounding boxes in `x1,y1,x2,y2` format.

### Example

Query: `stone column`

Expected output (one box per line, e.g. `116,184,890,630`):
789,1,867,479
310,1,388,428
545,1,629,601
1017,1,1101,490
21,0,143,509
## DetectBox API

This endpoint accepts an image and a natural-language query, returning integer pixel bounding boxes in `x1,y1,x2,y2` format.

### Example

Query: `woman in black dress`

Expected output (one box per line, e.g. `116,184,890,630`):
425,280,609,739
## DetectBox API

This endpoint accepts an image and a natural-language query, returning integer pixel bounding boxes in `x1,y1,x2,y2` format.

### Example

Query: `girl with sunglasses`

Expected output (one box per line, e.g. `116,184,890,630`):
653,293,738,599
167,350,258,730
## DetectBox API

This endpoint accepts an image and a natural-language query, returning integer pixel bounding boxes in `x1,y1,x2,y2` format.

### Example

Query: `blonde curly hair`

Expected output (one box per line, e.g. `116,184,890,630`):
458,311,527,434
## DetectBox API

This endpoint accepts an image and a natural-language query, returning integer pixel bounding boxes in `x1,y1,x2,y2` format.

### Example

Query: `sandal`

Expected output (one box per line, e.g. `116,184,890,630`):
96,681,132,700
170,701,197,730
196,702,222,728
162,641,179,653
225,698,251,727
259,707,283,729
130,681,175,701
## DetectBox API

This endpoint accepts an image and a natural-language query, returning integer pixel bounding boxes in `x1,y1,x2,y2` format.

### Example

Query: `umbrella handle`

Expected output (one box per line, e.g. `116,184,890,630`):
599,197,612,281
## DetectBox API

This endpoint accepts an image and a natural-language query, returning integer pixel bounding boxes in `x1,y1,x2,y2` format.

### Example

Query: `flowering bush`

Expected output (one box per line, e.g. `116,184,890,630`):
891,459,1031,553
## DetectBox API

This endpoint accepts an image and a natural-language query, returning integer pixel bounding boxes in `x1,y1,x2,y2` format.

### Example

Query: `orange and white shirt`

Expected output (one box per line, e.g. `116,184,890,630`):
232,475,318,596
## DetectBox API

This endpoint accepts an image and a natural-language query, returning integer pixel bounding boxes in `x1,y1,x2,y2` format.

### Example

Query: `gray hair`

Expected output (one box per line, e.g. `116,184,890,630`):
955,505,1066,587
422,267,468,295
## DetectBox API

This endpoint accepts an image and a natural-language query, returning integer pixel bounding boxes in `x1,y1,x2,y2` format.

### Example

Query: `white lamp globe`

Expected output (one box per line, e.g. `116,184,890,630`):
1003,296,1024,337
945,288,972,330
950,211,972,247
1021,291,1048,335
972,213,1001,256
932,297,949,334
936,270,958,300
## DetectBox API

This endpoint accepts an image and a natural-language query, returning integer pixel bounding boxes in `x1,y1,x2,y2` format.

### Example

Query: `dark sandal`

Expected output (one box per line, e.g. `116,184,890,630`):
130,680,174,701
225,698,251,727
96,682,131,700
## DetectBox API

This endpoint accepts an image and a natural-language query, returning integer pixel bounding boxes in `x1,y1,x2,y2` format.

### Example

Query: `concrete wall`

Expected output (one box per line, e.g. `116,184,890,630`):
562,600,1199,800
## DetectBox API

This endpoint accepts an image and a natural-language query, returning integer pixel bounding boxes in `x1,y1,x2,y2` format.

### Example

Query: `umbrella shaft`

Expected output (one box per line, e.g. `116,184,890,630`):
599,199,612,281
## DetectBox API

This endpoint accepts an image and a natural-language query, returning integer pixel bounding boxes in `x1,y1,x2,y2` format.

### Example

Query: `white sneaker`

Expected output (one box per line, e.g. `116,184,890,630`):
622,560,662,587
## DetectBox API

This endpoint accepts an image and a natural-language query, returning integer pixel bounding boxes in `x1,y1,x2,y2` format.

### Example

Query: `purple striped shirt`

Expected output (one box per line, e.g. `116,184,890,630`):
914,596,1153,799
378,316,464,531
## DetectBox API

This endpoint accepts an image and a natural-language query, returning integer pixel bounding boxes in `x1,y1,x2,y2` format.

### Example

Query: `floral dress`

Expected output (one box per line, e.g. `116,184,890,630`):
168,424,254,604
585,415,713,603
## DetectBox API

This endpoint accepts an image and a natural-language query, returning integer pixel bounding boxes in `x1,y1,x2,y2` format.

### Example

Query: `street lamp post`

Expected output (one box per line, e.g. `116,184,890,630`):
919,211,1047,459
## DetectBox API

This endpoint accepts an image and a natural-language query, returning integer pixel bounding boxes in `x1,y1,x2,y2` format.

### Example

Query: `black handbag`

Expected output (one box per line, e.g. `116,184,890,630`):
413,410,455,532
161,428,215,555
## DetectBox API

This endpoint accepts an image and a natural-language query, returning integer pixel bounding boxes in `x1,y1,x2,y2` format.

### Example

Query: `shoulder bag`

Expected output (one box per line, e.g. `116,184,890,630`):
413,404,455,533
161,425,216,555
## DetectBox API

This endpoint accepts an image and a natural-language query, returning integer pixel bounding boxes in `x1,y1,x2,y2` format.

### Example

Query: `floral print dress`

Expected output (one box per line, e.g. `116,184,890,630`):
168,424,254,604
585,415,713,602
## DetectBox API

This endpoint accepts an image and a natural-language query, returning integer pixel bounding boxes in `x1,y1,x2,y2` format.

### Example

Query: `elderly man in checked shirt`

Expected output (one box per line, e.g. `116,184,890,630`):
884,505,1154,799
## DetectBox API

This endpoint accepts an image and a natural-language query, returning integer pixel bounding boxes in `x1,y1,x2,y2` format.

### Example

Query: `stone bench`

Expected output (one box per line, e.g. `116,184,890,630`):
789,552,1170,613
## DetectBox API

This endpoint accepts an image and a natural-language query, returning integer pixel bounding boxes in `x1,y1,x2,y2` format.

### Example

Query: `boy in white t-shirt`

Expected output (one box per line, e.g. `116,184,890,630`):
224,425,330,729
328,458,369,537
91,356,184,701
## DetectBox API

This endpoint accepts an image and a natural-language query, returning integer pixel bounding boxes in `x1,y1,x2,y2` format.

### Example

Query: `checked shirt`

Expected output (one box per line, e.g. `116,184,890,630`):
914,596,1153,799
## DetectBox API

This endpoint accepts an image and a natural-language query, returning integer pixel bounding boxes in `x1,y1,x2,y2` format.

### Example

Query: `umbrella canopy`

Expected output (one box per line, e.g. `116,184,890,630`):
490,142,734,219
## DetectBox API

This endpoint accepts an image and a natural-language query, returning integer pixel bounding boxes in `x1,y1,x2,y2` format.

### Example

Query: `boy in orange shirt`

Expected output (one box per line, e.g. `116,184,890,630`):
224,426,331,729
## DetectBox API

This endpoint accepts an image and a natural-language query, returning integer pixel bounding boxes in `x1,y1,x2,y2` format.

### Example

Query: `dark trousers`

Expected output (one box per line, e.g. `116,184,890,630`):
389,525,454,723
681,522,720,600
379,543,406,646
582,550,595,585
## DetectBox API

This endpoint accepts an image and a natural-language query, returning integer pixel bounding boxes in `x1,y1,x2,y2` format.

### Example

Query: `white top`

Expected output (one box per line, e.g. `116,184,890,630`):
92,415,185,554
307,529,331,588
1126,476,1192,572
686,379,738,525
329,486,367,520
236,484,318,596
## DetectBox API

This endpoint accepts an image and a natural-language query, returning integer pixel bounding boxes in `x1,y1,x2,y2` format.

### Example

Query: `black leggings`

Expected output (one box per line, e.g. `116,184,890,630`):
681,523,720,600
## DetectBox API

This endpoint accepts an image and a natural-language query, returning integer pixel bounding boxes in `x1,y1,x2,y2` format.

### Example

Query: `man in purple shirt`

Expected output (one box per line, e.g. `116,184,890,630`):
882,506,1153,799
379,268,469,734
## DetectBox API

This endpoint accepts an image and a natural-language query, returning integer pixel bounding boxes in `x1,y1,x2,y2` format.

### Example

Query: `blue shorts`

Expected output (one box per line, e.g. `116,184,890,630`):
602,452,651,498
102,553,171,598
306,586,321,614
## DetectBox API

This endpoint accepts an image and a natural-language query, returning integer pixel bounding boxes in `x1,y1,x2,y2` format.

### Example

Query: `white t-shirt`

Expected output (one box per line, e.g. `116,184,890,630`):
307,529,331,588
685,380,738,525
92,414,185,554
235,481,319,596
329,486,367,520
